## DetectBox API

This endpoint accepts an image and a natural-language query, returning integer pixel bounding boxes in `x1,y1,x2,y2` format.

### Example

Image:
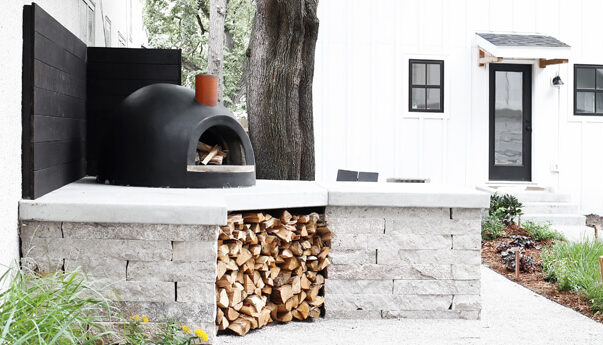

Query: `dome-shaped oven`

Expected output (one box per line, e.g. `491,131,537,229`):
98,82,255,188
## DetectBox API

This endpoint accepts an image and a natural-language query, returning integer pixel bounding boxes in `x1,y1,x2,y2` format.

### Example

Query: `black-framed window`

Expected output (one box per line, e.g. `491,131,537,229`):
409,59,444,112
574,64,603,115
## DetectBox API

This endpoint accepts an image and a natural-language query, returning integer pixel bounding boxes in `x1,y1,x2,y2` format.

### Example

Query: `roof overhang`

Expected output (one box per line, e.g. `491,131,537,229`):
475,33,571,68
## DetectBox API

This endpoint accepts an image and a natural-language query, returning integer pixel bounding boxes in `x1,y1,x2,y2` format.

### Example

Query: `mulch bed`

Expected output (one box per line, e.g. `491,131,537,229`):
481,227,603,323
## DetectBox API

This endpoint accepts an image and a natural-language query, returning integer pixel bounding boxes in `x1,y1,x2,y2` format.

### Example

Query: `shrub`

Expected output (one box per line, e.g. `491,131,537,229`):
489,193,523,225
123,317,209,345
0,267,114,345
542,239,603,312
522,221,566,242
0,267,210,345
481,215,505,240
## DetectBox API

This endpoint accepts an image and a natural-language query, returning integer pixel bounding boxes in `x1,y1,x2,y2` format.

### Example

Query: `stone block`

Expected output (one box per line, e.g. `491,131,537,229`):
328,264,452,280
327,217,385,234
452,294,481,311
177,282,215,303
385,218,480,235
382,309,479,320
127,261,216,282
393,280,480,295
62,222,219,241
327,207,450,220
90,280,175,302
172,241,216,262
117,302,216,324
452,264,481,280
21,256,63,274
324,309,382,319
64,257,126,279
452,234,481,250
25,238,172,261
325,294,452,311
325,279,393,294
332,233,451,250
378,248,481,265
329,249,376,265
451,208,483,220
20,221,62,248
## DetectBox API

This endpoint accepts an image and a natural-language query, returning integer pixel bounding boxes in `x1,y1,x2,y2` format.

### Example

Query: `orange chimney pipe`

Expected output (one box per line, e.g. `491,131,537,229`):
195,74,218,107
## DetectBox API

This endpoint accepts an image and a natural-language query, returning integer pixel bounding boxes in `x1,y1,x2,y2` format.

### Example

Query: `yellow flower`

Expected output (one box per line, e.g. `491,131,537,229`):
142,316,149,323
195,329,209,341
131,315,141,322
182,325,191,335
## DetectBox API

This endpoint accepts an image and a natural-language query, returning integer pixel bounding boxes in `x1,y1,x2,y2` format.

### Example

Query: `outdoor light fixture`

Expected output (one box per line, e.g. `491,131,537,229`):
552,75,564,86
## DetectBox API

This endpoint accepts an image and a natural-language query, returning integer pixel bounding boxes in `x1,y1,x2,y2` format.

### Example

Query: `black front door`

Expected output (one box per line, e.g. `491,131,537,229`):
489,64,532,181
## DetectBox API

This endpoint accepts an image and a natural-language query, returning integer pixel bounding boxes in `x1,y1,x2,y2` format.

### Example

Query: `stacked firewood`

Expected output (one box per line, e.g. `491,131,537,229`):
195,141,227,165
216,211,331,336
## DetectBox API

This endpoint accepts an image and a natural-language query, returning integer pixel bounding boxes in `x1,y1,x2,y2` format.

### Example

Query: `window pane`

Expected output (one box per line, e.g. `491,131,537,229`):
597,69,603,90
427,64,440,85
426,89,441,109
597,93,603,113
577,68,595,89
412,64,425,85
411,88,426,109
576,91,595,113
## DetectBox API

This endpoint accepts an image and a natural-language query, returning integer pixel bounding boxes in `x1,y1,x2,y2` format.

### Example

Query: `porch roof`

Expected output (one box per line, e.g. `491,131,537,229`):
475,32,571,61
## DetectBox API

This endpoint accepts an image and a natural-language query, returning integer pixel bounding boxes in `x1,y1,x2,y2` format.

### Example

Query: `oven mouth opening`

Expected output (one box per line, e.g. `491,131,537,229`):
187,125,253,173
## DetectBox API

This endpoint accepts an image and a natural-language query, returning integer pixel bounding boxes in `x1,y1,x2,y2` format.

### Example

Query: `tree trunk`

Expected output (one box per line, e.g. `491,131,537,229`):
246,0,319,180
208,0,227,101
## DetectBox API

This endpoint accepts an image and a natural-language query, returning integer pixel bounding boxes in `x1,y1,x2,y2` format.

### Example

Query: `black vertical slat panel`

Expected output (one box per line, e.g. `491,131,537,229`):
22,4,87,199
86,47,181,175
22,5,34,199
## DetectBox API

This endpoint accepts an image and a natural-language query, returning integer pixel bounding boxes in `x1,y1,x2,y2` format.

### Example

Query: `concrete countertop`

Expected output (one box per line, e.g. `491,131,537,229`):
19,178,489,225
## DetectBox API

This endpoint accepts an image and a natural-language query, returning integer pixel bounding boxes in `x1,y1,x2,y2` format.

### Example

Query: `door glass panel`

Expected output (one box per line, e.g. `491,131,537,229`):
596,93,603,113
597,69,603,90
411,88,425,109
426,88,440,109
412,64,425,85
494,71,523,166
577,68,595,89
577,91,595,113
427,64,440,85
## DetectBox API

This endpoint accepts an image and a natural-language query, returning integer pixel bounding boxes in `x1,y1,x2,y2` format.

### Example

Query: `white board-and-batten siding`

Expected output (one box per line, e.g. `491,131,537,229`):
313,0,603,214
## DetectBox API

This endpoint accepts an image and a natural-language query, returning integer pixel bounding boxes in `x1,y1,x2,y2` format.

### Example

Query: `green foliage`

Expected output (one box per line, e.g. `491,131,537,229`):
123,318,208,345
522,220,566,242
542,239,603,312
481,215,505,240
143,0,255,113
489,193,523,225
0,267,210,345
0,268,113,345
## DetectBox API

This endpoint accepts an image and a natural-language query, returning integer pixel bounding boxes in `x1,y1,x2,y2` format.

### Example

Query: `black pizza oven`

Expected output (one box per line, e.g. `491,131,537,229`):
98,74,255,188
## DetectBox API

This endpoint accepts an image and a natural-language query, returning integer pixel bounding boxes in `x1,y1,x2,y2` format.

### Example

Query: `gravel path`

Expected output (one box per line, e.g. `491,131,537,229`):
218,266,603,345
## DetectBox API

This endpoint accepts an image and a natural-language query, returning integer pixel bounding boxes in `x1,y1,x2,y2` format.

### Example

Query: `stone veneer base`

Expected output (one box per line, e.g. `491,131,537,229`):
19,179,487,342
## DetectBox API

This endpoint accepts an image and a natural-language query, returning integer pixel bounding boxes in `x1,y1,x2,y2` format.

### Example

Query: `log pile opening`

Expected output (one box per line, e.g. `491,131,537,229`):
216,210,331,336
195,141,227,165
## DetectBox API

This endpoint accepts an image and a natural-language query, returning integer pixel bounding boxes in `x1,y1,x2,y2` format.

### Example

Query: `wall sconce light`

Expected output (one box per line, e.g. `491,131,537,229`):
552,75,564,87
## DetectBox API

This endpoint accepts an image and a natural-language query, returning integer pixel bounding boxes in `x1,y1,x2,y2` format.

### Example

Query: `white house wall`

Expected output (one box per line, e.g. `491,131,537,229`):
0,0,23,275
314,0,603,214
22,0,147,48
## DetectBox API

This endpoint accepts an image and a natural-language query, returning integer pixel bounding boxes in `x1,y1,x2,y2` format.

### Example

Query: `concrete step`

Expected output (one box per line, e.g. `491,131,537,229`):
522,202,580,214
550,225,597,242
522,213,586,226
515,192,572,203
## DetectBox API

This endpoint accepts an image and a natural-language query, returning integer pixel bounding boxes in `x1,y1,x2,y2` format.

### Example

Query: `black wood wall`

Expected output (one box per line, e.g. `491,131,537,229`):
22,4,87,199
86,48,181,175
22,3,182,199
